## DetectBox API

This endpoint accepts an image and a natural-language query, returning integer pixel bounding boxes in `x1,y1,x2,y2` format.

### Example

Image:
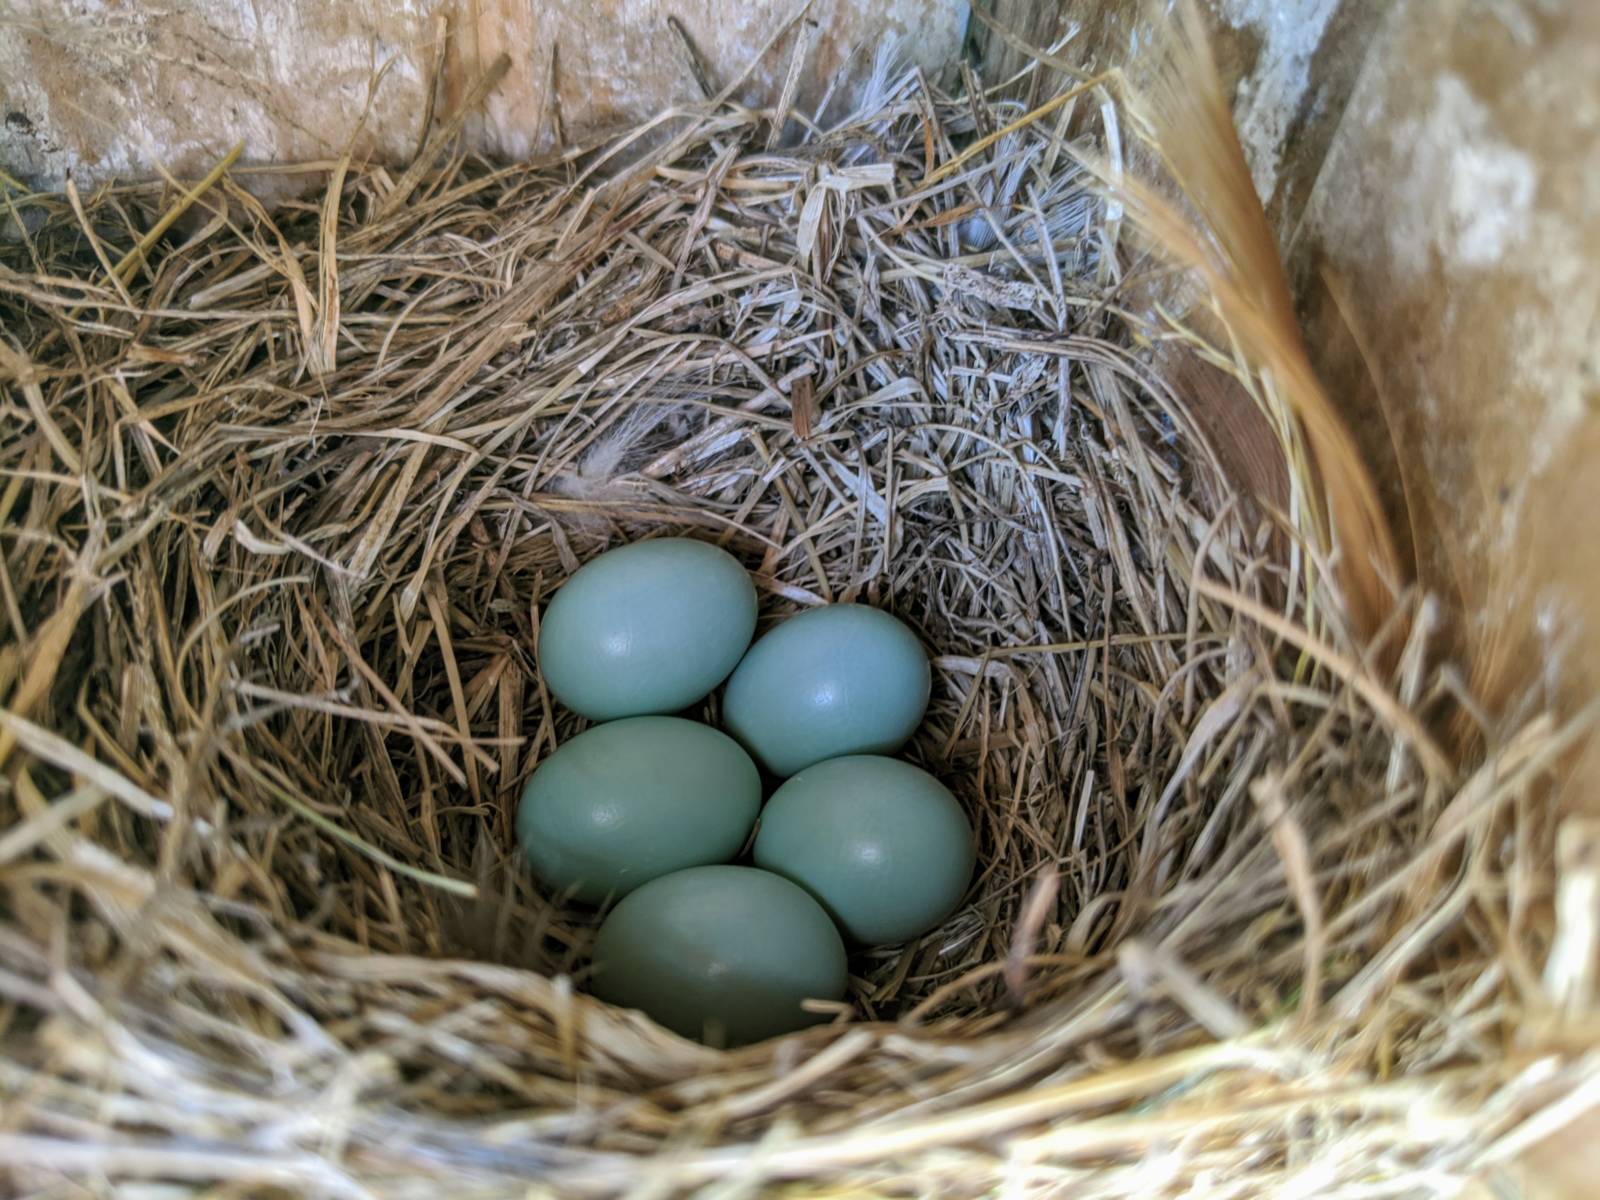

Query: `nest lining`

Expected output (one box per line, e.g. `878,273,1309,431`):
0,50,1590,1200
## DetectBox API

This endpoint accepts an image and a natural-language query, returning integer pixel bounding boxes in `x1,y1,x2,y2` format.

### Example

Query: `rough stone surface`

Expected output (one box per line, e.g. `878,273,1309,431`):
0,0,969,189
1290,0,1600,733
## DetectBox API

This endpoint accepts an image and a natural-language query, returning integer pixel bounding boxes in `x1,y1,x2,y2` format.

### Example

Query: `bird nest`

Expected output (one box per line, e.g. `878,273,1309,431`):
0,30,1593,1200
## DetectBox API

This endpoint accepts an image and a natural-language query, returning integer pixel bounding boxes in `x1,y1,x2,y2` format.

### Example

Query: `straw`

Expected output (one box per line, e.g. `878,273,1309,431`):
0,22,1592,1200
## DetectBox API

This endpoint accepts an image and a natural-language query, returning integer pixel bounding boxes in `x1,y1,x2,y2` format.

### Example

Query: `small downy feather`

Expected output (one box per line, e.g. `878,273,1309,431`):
1110,0,1405,641
552,405,684,511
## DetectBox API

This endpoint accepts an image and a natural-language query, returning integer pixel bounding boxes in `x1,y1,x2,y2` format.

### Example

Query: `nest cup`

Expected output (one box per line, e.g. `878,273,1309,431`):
0,49,1585,1200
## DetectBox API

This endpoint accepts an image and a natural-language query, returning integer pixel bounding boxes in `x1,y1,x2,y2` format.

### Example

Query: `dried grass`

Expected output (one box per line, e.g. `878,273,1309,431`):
1,24,1596,1200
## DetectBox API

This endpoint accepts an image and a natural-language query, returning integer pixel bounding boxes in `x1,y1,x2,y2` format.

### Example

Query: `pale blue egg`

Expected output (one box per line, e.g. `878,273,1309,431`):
753,755,974,944
591,865,847,1044
539,538,756,720
517,717,761,904
722,604,931,776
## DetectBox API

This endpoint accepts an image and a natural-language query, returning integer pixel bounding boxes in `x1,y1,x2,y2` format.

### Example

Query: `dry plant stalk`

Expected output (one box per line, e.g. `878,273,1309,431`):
0,21,1594,1200
1108,0,1403,644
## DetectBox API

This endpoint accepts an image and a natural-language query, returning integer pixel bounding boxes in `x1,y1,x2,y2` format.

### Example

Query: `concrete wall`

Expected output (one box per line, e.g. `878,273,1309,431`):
1,0,969,188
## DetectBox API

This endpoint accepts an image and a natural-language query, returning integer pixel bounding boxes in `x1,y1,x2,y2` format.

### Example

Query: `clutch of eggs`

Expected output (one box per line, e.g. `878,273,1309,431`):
517,537,973,1043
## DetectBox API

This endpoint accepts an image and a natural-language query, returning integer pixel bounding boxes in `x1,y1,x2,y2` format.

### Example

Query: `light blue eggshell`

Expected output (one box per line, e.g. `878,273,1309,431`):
722,604,931,777
539,538,757,720
591,865,847,1045
516,717,761,904
753,755,974,944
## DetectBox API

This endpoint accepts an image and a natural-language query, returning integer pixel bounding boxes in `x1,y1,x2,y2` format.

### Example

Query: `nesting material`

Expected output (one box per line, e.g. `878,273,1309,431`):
1,29,1595,1200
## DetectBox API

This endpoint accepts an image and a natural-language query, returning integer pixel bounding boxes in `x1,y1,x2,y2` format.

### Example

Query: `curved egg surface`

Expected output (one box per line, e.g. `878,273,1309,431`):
538,538,757,720
517,716,761,904
591,865,848,1044
721,603,930,777
753,755,974,944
